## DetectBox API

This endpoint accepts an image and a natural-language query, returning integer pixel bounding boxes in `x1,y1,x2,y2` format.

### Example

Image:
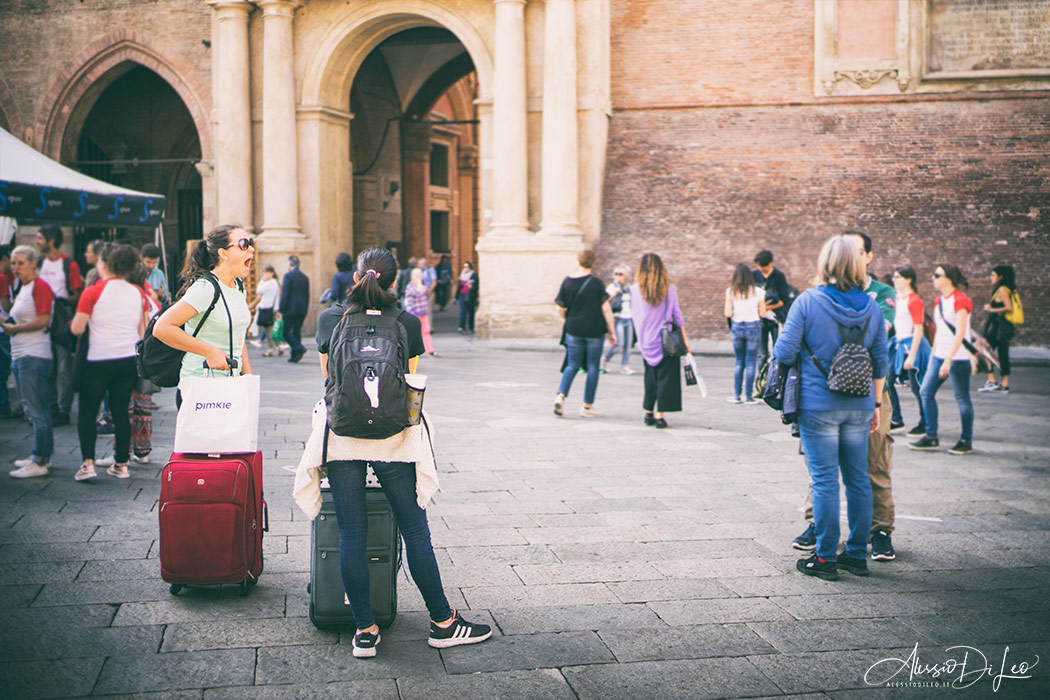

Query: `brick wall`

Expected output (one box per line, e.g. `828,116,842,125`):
597,99,1050,344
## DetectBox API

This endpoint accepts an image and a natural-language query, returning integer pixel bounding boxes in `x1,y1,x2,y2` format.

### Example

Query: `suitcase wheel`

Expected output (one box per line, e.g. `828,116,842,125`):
169,584,184,595
239,580,250,596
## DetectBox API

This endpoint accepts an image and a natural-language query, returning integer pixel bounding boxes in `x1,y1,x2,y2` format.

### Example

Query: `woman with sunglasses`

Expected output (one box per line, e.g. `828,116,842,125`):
892,266,931,437
153,224,254,406
909,264,974,455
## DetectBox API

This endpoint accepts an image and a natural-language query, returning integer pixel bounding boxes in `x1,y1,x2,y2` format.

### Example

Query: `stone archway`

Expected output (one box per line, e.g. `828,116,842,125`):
34,29,212,166
296,0,494,292
0,75,25,140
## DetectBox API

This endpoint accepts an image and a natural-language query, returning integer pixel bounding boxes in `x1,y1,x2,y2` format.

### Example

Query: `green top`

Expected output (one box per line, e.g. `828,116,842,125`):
865,274,895,326
179,276,251,381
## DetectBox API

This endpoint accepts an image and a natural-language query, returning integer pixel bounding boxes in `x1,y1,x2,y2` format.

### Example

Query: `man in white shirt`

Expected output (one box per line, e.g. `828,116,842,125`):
35,226,83,425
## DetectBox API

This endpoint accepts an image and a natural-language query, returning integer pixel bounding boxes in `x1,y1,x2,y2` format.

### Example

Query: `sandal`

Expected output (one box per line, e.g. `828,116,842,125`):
74,464,97,481
107,464,130,479
263,350,275,357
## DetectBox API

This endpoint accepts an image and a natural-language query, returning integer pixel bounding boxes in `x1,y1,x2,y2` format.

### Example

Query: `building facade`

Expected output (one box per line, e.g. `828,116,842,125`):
1,0,1047,342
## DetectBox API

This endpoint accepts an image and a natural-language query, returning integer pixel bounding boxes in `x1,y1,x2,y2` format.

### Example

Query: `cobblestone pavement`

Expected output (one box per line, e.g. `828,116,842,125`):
2,313,1049,699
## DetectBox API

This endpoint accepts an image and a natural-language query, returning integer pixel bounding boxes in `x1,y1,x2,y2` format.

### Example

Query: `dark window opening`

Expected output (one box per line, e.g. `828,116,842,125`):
430,144,449,188
430,210,450,253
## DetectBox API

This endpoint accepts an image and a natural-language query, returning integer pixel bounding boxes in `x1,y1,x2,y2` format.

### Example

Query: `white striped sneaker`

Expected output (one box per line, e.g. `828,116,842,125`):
428,610,492,648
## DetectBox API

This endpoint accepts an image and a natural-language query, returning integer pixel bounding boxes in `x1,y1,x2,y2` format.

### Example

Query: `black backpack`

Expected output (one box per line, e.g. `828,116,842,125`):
325,306,412,440
802,318,873,397
774,284,799,323
135,275,237,388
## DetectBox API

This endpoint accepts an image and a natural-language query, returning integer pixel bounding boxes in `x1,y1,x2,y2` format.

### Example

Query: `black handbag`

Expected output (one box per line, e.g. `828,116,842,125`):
659,295,687,358
256,307,275,327
762,360,787,411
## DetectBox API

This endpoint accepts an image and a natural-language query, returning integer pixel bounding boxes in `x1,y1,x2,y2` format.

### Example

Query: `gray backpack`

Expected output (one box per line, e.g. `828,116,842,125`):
802,318,873,397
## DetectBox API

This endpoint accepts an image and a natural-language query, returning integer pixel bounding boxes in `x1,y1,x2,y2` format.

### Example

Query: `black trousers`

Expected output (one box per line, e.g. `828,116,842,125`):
284,314,306,354
759,319,779,360
78,357,136,463
643,354,682,413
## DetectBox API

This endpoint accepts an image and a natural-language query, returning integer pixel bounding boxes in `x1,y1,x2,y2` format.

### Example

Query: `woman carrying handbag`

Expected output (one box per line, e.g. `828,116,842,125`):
629,253,691,429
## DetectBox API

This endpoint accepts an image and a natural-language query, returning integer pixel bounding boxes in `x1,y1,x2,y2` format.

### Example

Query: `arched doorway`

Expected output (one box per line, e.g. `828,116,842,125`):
348,27,479,277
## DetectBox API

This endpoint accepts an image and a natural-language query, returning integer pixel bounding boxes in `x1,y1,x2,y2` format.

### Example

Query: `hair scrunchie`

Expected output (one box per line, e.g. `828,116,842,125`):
366,269,380,278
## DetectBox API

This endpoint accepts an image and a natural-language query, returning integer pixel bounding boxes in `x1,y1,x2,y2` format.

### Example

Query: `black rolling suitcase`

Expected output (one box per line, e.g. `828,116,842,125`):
308,474,401,629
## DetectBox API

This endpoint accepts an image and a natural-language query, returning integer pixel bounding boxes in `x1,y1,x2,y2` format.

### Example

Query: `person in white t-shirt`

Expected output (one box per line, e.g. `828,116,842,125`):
69,244,151,481
252,264,281,356
724,263,767,404
909,264,974,456
5,245,55,477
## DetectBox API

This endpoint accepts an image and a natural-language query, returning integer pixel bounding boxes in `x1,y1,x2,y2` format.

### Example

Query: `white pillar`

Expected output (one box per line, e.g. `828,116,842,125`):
489,0,529,236
539,0,582,236
258,0,301,237
208,0,252,228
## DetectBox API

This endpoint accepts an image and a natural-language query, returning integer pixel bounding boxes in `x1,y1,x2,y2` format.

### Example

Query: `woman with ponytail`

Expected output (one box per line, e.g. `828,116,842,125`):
304,246,492,659
153,225,254,403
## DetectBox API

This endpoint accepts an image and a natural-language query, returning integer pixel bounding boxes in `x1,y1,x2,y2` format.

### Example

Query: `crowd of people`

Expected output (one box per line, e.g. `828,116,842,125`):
548,232,1023,580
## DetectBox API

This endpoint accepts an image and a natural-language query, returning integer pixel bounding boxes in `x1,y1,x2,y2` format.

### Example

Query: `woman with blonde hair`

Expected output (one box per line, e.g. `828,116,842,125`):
629,253,690,429
773,235,887,581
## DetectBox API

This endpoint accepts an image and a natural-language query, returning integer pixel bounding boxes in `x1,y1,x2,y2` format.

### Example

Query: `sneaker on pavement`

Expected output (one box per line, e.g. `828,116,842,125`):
107,465,131,479
726,396,743,404
889,421,906,434
654,418,669,429
13,456,52,469
977,381,1000,392
870,530,896,561
908,436,940,451
95,456,115,467
10,461,51,478
836,552,869,576
948,440,973,455
619,366,636,375
553,394,565,416
743,398,761,406
580,407,603,418
796,554,839,581
133,454,150,464
352,629,380,658
907,424,926,437
792,523,816,551
644,412,656,426
74,464,97,482
428,610,492,648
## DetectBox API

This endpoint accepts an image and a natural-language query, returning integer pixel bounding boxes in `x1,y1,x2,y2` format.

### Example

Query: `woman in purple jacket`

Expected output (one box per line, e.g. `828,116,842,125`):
773,235,887,581
629,253,691,429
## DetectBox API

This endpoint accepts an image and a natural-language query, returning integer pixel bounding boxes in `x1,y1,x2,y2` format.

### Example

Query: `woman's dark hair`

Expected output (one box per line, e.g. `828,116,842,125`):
937,263,968,290
87,239,106,256
992,265,1016,291
895,266,918,293
179,224,242,295
126,262,148,288
729,263,754,298
102,243,140,280
348,246,398,310
335,252,353,272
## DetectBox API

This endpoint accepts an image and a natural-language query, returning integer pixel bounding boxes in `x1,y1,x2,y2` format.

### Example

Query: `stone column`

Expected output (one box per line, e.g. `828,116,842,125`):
539,0,582,236
208,0,252,228
258,0,301,238
401,121,432,260
489,0,529,236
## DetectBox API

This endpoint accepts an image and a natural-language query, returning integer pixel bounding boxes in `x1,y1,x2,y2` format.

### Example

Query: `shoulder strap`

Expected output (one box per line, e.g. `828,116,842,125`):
937,299,956,334
189,274,225,339
63,257,74,295
322,419,330,467
801,338,828,379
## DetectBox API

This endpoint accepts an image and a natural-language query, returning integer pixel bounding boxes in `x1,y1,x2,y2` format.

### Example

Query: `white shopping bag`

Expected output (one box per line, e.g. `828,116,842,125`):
174,372,261,454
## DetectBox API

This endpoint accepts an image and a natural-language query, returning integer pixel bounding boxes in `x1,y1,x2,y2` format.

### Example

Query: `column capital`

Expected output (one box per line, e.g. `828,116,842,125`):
257,0,301,18
207,0,251,14
493,0,527,6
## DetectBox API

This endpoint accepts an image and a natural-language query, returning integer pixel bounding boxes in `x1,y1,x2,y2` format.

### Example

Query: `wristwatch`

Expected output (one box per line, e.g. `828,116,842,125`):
875,402,882,408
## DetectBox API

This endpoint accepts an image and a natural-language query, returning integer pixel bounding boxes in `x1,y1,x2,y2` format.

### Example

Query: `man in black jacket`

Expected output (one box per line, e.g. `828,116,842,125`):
279,255,310,363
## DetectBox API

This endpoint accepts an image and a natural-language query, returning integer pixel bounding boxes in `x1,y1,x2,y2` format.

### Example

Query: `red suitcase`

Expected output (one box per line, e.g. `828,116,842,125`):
160,451,267,596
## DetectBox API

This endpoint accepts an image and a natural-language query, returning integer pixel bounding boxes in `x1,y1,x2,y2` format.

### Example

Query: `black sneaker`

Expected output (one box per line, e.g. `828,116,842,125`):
907,424,926,437
889,421,906,434
792,523,816,551
836,552,869,576
428,610,492,648
654,418,668,429
352,629,380,658
644,412,656,426
948,440,973,455
908,436,939,451
871,530,896,561
796,554,839,581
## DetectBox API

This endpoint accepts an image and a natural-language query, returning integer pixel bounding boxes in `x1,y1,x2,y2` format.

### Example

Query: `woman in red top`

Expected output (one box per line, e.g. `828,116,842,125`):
892,266,931,437
69,244,151,481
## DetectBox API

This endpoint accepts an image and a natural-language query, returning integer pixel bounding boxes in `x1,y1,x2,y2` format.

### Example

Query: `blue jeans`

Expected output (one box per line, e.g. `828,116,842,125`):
798,409,873,561
602,317,632,367
907,369,926,431
458,299,476,332
920,357,973,441
558,333,604,405
326,460,452,629
0,333,11,413
731,321,760,400
11,355,54,462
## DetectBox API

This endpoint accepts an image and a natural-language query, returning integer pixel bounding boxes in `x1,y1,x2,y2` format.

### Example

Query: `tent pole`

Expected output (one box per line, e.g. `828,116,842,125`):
156,223,169,291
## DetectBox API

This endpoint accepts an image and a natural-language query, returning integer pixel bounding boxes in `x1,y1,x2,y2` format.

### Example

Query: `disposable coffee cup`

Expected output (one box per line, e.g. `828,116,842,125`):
405,374,427,425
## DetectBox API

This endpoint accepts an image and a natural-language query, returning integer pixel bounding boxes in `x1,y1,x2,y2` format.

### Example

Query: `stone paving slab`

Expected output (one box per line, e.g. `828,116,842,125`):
1,327,1048,697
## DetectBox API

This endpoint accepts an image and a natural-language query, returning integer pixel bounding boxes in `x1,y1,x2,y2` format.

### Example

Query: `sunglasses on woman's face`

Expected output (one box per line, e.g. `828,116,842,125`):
933,272,944,278
226,237,256,251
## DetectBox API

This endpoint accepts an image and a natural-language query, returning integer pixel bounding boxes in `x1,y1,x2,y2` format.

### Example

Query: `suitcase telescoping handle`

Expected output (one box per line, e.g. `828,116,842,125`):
262,498,269,532
201,357,239,377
